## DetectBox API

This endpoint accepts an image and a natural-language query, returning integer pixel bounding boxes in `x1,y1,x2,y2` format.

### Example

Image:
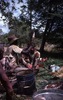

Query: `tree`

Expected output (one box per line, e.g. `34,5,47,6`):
1,0,63,54
0,0,31,43
30,0,63,55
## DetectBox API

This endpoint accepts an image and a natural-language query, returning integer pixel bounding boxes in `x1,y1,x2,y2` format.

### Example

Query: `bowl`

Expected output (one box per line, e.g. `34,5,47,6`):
33,89,63,100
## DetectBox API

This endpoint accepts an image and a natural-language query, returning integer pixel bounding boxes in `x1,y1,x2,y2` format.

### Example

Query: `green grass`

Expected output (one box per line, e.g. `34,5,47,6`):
2,58,63,100
13,58,63,100
36,57,63,90
17,58,63,100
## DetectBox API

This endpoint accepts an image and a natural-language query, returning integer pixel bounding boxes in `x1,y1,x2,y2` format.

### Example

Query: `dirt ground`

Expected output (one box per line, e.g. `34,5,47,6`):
1,43,63,100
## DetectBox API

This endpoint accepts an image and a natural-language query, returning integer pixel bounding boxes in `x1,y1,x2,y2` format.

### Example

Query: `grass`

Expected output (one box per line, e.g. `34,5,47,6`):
18,58,63,100
1,57,63,100
36,57,63,89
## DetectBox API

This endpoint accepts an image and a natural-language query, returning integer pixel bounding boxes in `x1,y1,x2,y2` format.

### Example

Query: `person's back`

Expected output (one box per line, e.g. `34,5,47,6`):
3,35,22,72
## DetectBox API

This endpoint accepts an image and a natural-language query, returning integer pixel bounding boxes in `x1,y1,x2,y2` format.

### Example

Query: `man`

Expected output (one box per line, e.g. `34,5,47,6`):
0,43,21,100
21,42,40,74
0,45,14,100
4,34,23,73
8,34,33,70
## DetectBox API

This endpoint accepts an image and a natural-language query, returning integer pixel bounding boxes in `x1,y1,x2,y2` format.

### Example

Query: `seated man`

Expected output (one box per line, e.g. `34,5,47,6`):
26,43,40,70
22,42,40,73
3,35,23,73
19,48,40,75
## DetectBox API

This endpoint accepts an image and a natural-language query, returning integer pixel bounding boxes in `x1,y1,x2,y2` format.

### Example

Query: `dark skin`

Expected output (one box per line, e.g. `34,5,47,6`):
19,52,33,69
0,48,13,100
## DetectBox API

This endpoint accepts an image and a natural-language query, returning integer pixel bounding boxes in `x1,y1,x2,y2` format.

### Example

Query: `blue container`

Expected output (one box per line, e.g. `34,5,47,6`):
16,71,36,95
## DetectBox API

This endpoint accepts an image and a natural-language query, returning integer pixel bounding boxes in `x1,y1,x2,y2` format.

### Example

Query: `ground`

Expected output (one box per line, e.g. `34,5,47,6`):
1,43,63,100
13,58,63,99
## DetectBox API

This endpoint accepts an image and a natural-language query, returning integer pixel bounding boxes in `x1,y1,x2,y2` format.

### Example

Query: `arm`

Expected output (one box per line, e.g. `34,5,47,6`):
22,46,33,53
0,62,13,93
19,58,32,69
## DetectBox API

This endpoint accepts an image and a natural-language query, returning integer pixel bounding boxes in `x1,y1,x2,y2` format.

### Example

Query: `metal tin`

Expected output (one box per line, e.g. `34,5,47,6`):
33,89,63,100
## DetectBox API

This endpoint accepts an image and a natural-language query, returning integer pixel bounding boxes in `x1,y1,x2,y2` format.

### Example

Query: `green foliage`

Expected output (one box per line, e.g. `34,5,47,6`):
0,34,8,44
36,57,63,90
1,0,63,51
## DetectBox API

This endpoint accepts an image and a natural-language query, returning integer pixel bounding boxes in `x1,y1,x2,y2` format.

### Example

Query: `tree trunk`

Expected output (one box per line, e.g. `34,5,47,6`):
40,2,52,56
40,19,50,55
46,17,55,38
